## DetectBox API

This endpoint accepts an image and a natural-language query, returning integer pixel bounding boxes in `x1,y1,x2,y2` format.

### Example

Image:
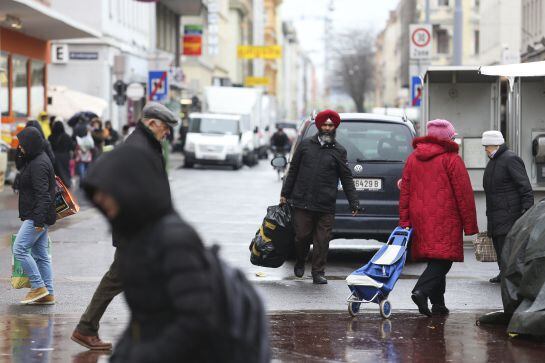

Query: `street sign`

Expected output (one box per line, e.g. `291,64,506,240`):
411,76,423,107
244,77,269,87
126,83,145,101
237,45,282,59
148,71,168,102
51,44,68,64
409,24,432,60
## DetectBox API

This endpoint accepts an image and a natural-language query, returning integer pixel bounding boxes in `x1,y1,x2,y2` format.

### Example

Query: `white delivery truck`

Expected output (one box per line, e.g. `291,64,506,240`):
202,86,263,166
184,113,252,170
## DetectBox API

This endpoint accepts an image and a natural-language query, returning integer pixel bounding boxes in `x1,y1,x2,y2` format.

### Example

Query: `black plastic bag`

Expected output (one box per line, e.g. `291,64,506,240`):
249,204,294,268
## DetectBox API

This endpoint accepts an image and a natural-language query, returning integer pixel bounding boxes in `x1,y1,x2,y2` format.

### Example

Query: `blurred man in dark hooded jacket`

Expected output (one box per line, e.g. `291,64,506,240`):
81,145,219,362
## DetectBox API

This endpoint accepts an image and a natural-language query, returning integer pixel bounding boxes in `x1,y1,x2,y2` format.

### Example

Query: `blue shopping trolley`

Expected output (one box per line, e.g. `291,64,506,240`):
346,227,412,318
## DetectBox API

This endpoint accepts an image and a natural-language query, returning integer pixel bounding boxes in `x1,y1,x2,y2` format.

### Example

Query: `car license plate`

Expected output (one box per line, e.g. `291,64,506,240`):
354,178,382,191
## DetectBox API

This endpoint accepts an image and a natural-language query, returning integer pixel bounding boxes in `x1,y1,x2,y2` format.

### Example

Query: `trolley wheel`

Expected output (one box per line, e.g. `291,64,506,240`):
348,301,361,317
380,300,392,319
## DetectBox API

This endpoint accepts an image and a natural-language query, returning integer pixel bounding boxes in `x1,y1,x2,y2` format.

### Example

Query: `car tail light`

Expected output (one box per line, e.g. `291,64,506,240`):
397,179,402,190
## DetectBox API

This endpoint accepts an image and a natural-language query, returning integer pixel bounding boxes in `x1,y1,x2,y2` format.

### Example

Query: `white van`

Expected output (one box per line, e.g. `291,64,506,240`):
183,113,254,170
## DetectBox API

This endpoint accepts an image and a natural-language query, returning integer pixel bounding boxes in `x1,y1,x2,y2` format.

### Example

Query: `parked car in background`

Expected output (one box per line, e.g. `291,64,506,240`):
288,113,415,242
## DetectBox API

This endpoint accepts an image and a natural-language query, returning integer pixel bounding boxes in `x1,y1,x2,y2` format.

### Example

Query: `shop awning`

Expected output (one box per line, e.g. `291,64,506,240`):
0,0,100,40
47,85,108,120
480,61,545,78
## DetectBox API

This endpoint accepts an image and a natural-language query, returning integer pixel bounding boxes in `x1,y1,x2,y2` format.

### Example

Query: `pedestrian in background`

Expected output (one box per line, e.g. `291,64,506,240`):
49,121,76,188
104,121,120,147
270,125,290,155
75,127,95,181
71,102,178,351
90,118,106,158
12,127,56,305
482,130,533,283
281,109,360,284
37,111,52,139
399,119,478,316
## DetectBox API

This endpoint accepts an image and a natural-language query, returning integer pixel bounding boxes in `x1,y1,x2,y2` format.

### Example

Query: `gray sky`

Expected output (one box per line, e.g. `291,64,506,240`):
280,0,398,61
280,0,399,92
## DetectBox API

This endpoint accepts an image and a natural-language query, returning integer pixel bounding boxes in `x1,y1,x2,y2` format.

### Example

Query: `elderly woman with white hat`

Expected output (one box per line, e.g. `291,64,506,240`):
482,130,534,283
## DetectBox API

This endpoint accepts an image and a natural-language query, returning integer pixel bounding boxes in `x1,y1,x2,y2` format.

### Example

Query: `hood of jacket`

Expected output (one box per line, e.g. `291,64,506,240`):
81,144,172,237
413,136,459,161
26,120,46,140
18,127,45,159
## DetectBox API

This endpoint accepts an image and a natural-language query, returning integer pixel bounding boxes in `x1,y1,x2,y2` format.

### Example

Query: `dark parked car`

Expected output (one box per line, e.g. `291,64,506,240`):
287,113,415,242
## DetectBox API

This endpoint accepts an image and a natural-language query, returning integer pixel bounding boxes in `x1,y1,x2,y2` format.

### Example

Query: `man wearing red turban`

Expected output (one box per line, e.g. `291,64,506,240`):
280,110,360,284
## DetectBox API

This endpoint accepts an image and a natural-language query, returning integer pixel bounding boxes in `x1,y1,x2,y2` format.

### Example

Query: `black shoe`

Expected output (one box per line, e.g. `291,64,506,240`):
294,263,305,278
312,273,327,284
432,304,450,315
411,290,432,317
489,275,501,283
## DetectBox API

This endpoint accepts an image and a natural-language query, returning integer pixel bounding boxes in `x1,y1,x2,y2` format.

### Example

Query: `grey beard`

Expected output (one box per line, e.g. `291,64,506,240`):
319,131,336,144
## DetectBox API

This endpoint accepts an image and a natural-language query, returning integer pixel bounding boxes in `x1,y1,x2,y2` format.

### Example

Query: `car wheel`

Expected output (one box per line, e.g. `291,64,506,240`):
184,162,194,169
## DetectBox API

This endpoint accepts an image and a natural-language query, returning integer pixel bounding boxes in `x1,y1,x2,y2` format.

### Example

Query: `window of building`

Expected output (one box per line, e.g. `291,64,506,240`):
436,29,450,54
438,0,449,6
474,30,480,55
12,57,28,117
30,60,45,117
0,53,8,116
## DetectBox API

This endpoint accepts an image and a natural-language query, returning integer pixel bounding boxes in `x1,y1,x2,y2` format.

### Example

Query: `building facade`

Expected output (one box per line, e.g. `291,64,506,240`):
479,0,521,65
1,0,98,147
521,0,545,62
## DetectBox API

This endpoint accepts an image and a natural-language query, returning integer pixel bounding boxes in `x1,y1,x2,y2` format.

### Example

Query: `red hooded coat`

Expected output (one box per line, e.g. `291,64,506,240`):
399,136,479,262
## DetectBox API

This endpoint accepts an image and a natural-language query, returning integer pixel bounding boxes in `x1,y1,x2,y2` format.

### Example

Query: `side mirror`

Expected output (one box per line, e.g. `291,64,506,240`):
271,156,287,168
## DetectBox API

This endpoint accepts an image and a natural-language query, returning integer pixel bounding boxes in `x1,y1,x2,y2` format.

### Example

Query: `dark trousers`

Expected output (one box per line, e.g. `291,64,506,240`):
492,234,506,274
293,208,335,274
413,259,453,305
76,249,123,336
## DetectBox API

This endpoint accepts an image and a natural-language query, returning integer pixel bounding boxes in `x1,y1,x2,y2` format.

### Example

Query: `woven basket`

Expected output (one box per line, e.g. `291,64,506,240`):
473,232,497,262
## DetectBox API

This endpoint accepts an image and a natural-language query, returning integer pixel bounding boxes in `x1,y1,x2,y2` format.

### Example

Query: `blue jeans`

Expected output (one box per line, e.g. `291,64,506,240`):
13,220,54,294
77,162,90,179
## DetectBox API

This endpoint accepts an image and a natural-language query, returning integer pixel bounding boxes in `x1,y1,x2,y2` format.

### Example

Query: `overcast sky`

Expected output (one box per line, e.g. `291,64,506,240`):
280,0,399,61
279,0,399,92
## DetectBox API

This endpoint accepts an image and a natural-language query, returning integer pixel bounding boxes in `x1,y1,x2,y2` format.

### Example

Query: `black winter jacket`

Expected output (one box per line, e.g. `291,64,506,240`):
483,144,534,236
106,122,168,247
281,134,359,213
17,128,56,227
82,146,219,363
125,122,166,175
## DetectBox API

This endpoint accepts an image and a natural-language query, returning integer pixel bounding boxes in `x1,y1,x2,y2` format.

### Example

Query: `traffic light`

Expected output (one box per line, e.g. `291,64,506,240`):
113,80,127,106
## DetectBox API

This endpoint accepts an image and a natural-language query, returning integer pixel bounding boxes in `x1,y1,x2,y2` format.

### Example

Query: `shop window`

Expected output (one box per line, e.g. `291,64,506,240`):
0,53,8,116
30,61,45,117
12,57,28,117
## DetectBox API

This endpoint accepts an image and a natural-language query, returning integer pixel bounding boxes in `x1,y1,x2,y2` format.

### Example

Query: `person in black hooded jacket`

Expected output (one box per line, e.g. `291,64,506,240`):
14,120,56,179
81,145,220,362
12,127,56,305
482,131,534,283
49,121,75,188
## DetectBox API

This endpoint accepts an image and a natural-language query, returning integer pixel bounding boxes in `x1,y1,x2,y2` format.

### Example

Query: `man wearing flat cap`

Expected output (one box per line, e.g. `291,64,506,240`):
72,102,179,350
482,130,533,283
281,109,360,284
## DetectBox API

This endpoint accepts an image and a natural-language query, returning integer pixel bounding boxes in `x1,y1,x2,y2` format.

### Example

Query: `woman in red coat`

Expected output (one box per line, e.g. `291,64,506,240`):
399,119,479,316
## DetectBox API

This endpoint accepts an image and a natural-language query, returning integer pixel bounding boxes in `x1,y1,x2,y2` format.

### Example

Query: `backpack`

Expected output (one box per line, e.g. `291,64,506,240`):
205,245,270,363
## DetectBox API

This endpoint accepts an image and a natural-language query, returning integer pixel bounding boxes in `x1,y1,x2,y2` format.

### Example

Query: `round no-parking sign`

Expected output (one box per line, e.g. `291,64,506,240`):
410,24,432,60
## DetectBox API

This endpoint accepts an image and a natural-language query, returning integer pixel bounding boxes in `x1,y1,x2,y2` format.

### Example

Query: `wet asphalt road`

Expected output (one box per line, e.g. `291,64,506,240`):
0,155,544,362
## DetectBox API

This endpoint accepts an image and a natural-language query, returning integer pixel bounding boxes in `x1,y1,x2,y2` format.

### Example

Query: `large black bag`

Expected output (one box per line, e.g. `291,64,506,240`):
206,245,270,363
249,204,294,268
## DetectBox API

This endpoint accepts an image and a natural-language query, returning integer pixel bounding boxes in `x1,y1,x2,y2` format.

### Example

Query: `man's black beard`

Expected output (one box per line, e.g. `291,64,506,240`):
319,130,336,144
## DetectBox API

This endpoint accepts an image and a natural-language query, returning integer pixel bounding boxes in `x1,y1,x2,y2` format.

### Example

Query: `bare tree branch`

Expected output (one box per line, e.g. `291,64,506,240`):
330,29,375,112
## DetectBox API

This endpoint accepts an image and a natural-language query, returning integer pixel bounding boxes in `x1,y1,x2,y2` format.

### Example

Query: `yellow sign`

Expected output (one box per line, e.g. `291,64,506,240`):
237,45,282,59
244,77,270,87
